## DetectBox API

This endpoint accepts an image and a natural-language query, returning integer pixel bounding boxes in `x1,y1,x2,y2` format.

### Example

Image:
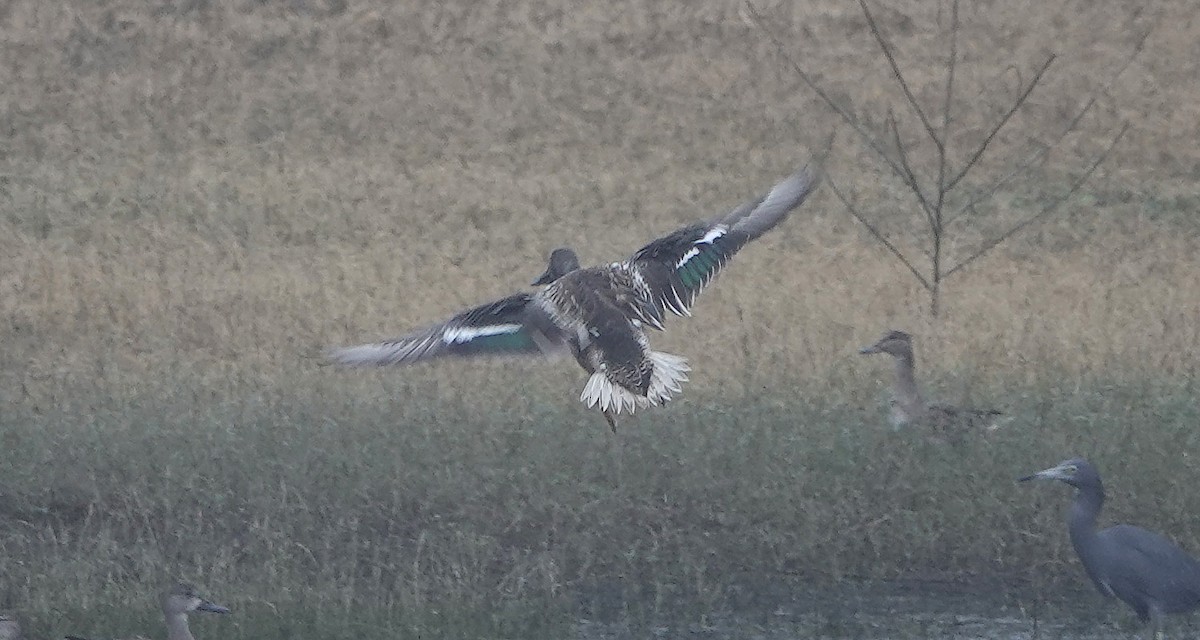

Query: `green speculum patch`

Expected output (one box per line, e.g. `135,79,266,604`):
480,331,536,351
678,247,718,288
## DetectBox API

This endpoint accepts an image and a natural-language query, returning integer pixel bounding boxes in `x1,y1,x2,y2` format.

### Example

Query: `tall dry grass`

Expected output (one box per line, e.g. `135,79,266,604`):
1,0,1199,638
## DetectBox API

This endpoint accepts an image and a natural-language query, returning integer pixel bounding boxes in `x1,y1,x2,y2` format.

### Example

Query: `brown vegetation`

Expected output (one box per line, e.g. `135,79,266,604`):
1,0,1198,637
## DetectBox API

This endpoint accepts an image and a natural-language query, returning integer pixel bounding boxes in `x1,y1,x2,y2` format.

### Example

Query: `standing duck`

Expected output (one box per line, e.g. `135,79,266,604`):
859,329,1003,441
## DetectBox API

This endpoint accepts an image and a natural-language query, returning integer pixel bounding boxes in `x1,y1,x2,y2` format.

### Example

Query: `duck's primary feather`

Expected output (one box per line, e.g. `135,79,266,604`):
330,165,819,430
328,294,571,365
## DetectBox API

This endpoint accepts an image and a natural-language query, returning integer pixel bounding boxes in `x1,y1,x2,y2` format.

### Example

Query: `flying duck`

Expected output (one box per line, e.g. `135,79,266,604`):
330,166,819,431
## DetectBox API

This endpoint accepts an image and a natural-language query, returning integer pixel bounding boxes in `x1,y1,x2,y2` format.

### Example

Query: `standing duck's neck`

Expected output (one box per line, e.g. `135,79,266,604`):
891,350,924,412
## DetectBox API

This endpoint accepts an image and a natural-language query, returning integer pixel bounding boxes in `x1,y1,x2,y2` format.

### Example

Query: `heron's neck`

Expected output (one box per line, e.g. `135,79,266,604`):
1067,484,1105,555
165,613,195,640
891,352,924,409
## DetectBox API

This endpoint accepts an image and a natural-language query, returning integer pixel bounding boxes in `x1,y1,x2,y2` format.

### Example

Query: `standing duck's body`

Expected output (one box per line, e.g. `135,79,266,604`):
859,330,1003,441
330,166,819,430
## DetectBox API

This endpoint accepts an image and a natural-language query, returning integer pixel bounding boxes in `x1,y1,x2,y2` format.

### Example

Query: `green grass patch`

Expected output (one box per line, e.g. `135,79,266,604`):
3,371,1198,637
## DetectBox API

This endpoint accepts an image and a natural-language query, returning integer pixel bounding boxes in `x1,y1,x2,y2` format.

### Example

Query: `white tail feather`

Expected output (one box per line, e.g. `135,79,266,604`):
581,371,643,415
578,351,691,415
581,373,603,408
646,350,690,405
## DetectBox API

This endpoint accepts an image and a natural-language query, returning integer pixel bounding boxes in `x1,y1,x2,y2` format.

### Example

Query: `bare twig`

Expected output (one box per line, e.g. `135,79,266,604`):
859,0,943,150
942,121,1130,280
943,138,1053,229
928,0,960,312
826,174,932,291
940,0,959,143
745,2,910,186
935,0,959,214
887,110,936,231
943,54,1056,193
944,26,1151,227
757,0,1144,317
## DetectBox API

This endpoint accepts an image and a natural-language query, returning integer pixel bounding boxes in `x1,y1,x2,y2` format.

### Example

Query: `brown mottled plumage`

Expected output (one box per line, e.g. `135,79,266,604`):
859,329,1004,443
330,166,820,431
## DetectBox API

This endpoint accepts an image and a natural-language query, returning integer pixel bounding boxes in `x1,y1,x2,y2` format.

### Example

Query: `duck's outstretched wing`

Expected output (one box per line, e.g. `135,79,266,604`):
626,166,819,320
328,293,570,366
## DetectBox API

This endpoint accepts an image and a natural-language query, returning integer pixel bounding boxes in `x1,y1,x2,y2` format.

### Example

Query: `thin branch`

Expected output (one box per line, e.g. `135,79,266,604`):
886,110,937,231
940,0,959,143
952,203,980,226
944,26,1151,227
934,0,959,227
943,54,1055,193
745,2,910,186
943,138,1052,229
941,121,1130,280
859,0,942,150
826,174,932,291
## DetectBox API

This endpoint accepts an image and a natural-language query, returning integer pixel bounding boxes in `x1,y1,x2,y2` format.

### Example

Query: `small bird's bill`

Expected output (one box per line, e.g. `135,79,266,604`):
531,269,554,286
197,599,232,614
1018,463,1072,483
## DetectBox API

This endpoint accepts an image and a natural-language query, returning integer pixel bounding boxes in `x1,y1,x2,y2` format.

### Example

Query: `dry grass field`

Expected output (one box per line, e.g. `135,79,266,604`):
1,0,1199,637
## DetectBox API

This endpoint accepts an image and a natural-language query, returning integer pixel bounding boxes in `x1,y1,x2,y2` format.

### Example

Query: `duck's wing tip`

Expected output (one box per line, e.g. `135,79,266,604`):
326,293,569,367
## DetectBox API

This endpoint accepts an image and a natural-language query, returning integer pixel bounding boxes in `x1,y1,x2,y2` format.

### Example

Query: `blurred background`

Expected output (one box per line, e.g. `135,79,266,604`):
1,1,1197,638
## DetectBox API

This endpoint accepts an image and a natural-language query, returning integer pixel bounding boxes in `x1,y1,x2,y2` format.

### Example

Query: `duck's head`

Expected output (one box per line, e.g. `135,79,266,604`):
532,248,581,285
859,329,914,358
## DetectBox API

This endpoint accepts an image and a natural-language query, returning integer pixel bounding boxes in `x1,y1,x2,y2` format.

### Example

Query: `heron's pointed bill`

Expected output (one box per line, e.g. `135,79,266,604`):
196,599,231,614
1018,462,1077,483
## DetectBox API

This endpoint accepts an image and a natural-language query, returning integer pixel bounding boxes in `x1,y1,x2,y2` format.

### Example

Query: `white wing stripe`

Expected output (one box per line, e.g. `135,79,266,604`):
441,323,523,344
675,227,727,269
698,226,726,244
675,247,700,269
